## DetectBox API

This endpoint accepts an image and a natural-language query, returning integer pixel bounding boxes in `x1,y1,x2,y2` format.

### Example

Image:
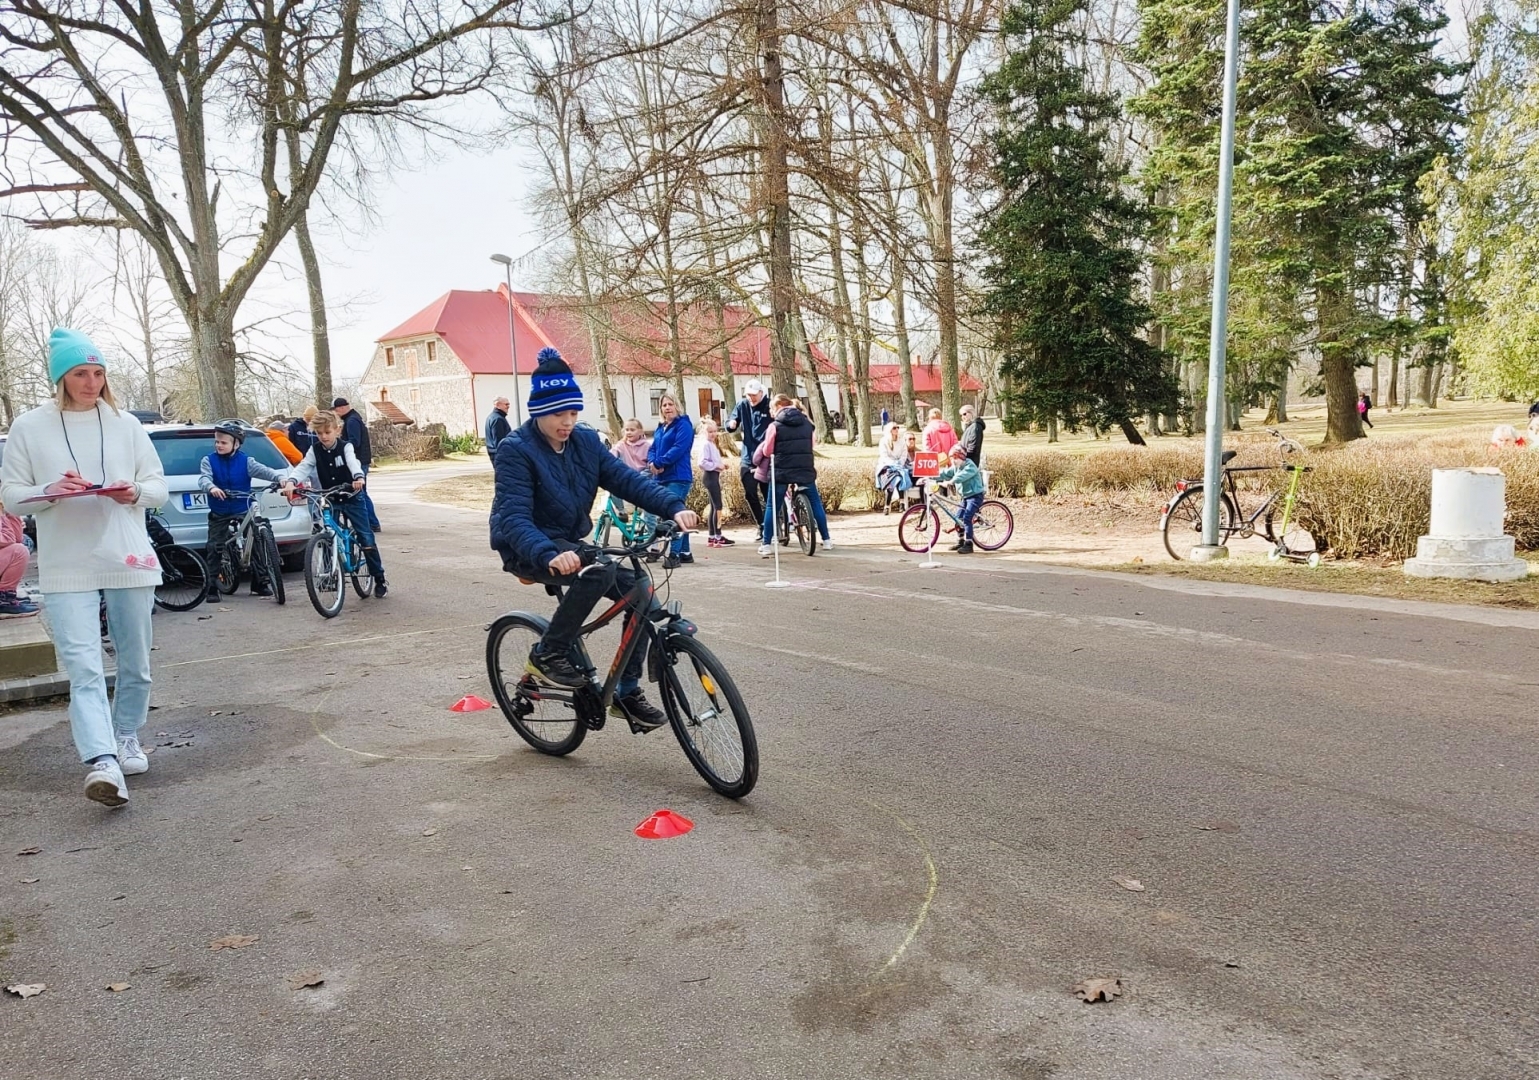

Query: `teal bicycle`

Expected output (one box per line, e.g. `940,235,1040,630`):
592,494,655,549
298,485,375,617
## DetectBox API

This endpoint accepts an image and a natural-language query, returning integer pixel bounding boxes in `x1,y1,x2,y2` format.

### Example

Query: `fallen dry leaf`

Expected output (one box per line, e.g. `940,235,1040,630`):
208,934,259,951
20,877,39,884
5,983,46,998
1192,820,1240,834
142,746,155,755
289,970,325,990
421,828,437,837
16,846,40,856
1114,877,1146,892
106,983,131,993
1073,977,1124,1003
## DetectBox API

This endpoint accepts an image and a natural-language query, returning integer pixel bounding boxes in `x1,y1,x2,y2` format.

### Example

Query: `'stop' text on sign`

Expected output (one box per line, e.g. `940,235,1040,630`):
913,451,941,478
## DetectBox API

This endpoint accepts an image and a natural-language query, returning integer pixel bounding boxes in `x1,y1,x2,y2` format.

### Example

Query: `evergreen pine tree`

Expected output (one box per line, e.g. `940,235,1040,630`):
977,0,1175,444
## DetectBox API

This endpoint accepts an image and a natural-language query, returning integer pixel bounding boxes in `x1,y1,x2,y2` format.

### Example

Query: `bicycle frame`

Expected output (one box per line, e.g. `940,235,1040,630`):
593,494,652,547
316,496,363,574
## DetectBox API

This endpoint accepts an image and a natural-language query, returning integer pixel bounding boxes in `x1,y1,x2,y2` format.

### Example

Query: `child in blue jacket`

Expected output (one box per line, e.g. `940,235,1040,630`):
646,392,695,568
934,444,986,553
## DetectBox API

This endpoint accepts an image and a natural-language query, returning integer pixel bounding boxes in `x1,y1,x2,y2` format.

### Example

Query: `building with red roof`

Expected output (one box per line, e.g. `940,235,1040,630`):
360,286,841,435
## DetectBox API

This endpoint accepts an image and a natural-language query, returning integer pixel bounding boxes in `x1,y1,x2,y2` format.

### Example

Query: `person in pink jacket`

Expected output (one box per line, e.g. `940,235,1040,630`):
922,408,959,454
0,511,38,617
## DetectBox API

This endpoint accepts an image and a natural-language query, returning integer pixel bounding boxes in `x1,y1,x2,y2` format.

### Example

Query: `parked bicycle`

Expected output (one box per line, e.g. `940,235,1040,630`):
146,509,209,612
485,522,758,798
209,485,286,604
297,485,376,618
898,484,1015,553
1160,429,1319,565
592,493,655,549
775,482,818,555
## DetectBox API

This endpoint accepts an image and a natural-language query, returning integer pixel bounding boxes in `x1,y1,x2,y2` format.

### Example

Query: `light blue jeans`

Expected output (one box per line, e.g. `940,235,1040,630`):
49,587,155,763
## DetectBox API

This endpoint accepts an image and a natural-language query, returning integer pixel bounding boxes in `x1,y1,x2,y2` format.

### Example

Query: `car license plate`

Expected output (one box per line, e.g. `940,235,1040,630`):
182,492,208,510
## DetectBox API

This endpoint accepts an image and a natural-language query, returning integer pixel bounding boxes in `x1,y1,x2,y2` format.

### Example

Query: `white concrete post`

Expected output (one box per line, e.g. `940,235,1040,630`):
1404,468,1529,582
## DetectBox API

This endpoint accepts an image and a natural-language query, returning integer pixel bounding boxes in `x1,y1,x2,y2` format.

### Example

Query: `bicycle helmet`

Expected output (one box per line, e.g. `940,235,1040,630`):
213,420,246,445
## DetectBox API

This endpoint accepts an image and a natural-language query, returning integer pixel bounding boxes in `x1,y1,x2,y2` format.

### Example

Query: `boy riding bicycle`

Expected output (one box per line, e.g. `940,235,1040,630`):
490,348,698,732
934,443,985,553
200,420,291,598
282,410,388,597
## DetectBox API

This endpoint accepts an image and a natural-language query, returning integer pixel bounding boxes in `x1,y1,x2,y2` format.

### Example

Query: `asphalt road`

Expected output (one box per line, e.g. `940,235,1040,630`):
2,464,1535,1080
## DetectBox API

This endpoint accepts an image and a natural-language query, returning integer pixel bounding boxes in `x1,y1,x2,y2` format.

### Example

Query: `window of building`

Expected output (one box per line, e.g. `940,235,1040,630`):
380,387,389,401
410,387,421,406
649,388,664,417
426,340,437,364
385,347,395,367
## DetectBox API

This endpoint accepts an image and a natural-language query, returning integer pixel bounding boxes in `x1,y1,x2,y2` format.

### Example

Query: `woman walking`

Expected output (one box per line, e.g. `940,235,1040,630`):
647,392,695,568
0,329,168,807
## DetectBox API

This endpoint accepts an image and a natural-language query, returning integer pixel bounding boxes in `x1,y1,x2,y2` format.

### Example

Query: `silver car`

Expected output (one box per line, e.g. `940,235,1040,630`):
147,424,311,569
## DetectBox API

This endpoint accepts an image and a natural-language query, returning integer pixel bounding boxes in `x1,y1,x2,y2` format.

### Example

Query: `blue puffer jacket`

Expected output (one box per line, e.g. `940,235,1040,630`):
647,414,695,484
490,420,687,572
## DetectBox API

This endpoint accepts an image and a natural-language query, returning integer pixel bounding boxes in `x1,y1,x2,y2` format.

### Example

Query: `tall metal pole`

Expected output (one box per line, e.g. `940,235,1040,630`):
1195,0,1243,558
491,254,522,426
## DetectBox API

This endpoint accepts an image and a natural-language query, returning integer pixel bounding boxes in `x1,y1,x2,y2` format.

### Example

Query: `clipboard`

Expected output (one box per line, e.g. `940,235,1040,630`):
19,486,109,505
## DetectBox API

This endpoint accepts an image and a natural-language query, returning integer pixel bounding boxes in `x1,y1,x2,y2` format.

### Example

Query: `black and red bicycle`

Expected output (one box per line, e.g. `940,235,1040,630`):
484,523,758,798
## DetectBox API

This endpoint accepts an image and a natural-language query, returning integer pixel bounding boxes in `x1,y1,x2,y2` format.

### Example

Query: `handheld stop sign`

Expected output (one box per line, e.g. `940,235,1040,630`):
913,451,941,479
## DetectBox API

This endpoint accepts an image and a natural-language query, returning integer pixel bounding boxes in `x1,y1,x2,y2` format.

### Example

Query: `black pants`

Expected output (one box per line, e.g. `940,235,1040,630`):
512,544,654,691
738,464,766,527
701,470,723,536
206,512,241,589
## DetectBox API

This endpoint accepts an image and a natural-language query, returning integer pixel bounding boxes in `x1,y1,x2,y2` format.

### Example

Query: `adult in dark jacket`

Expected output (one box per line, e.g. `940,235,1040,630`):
490,348,697,731
333,397,381,532
959,404,985,466
287,408,317,456
484,397,513,460
755,395,831,553
724,379,770,528
647,392,695,567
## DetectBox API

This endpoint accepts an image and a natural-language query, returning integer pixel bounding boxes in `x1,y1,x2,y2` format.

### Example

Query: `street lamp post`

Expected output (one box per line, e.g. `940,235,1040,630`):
490,253,522,426
1192,0,1244,561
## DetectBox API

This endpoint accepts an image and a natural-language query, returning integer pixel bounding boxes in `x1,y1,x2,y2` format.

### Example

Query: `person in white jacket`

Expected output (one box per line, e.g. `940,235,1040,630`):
0,329,168,807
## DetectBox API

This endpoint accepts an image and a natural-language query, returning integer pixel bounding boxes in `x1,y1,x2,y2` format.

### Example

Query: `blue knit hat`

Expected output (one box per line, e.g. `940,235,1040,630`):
48,328,106,385
527,347,583,416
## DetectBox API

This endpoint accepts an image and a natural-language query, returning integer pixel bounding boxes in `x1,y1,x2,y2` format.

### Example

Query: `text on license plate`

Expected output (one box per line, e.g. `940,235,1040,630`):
182,492,208,510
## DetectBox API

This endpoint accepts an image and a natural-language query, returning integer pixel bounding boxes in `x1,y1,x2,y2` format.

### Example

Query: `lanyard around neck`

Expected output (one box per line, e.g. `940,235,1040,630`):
59,403,106,484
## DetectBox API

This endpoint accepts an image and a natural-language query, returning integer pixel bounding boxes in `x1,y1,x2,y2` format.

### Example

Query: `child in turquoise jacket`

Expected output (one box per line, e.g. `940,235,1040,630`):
935,444,986,553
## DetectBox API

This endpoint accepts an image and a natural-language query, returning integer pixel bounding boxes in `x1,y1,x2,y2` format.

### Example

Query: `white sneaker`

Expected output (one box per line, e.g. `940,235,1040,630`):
758,544,775,557
820,537,835,549
84,757,128,807
117,734,148,776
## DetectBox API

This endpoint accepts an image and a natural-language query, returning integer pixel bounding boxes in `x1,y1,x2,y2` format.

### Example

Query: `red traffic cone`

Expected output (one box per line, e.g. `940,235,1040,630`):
450,694,493,712
634,809,694,839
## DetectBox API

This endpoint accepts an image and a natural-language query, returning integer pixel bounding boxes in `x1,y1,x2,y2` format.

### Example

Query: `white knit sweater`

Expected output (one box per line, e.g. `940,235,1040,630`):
0,402,169,593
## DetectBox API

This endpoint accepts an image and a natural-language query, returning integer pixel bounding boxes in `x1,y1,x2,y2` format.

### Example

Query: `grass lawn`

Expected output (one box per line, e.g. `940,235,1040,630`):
1108,556,1539,609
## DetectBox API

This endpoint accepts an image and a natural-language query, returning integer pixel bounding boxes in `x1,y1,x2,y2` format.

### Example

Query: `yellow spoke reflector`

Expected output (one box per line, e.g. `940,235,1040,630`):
700,672,717,695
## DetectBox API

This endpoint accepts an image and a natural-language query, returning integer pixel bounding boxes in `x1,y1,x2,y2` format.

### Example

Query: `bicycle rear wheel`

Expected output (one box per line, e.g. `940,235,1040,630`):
154,546,208,611
304,531,345,617
775,501,790,546
486,613,587,756
793,492,816,555
971,499,1015,551
1161,486,1237,561
658,635,757,797
256,525,285,604
897,504,940,553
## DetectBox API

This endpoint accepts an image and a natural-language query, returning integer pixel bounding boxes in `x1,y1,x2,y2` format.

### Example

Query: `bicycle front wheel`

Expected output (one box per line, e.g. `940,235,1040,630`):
486,613,587,756
256,525,285,605
1263,504,1319,560
1161,486,1237,561
304,531,345,617
215,542,240,594
971,499,1015,551
154,546,208,611
793,492,816,555
658,635,757,798
898,503,940,553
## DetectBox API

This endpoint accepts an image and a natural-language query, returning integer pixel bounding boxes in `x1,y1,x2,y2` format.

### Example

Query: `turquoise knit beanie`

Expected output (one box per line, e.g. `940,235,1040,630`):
48,328,106,385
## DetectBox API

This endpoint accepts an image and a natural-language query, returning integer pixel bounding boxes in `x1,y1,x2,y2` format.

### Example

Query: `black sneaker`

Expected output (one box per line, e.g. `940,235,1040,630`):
679,552,694,564
610,689,667,732
661,553,681,570
526,646,586,688
250,584,272,597
374,579,388,598
957,540,975,554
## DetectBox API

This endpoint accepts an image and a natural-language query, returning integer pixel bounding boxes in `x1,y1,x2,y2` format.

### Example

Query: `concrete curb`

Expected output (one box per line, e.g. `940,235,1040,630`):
0,670,113,705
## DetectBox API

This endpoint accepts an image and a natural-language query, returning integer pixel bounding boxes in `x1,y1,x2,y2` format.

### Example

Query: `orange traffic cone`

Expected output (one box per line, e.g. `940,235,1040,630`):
450,695,493,712
634,809,694,839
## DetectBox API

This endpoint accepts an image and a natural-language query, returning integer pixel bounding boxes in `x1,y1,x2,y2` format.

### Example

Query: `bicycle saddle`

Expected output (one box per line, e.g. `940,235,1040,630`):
1221,449,1238,465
